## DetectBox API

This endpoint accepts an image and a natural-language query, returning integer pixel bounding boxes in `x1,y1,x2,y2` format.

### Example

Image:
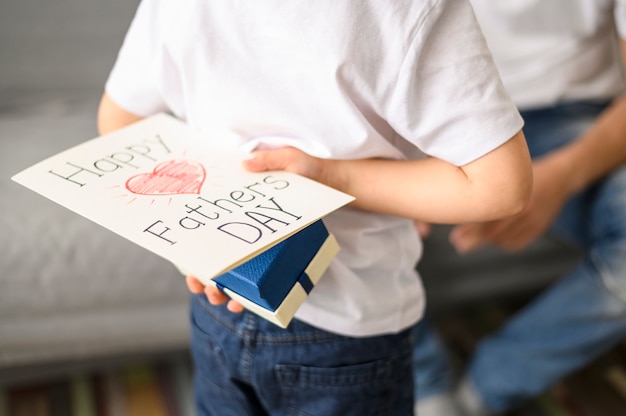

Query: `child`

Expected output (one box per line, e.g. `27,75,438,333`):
98,1,532,414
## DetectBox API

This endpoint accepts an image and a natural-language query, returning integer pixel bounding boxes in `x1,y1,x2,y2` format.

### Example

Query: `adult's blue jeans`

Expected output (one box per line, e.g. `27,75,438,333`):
190,294,414,416
413,101,626,412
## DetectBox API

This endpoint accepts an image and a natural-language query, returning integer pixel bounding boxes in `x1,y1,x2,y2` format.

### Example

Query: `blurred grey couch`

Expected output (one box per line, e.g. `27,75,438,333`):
0,0,583,386
0,0,189,385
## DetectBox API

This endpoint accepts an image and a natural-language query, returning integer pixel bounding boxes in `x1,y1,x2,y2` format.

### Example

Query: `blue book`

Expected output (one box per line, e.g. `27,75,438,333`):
213,219,338,328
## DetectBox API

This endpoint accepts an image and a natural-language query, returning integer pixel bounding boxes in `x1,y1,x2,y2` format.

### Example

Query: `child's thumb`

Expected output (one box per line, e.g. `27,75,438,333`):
243,149,289,172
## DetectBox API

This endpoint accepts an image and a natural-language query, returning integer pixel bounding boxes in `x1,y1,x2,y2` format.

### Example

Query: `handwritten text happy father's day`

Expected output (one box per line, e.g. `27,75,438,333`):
46,134,303,246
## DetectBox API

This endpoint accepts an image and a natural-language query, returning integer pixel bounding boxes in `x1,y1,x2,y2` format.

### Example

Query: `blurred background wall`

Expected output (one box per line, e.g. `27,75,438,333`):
0,0,140,95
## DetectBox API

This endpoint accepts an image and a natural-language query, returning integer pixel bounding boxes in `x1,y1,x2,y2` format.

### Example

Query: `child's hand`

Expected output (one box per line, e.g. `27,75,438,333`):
185,275,244,313
243,147,328,184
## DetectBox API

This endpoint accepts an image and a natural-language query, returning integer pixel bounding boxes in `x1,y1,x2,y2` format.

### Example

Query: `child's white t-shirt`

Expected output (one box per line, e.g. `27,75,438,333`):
105,0,523,337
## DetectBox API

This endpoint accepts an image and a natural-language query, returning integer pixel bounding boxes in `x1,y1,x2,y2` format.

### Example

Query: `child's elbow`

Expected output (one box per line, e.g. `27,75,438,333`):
490,140,533,218
464,130,534,220
503,174,533,216
477,164,532,221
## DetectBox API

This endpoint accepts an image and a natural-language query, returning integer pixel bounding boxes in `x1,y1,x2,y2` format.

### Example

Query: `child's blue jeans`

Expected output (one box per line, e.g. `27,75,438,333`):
190,294,414,415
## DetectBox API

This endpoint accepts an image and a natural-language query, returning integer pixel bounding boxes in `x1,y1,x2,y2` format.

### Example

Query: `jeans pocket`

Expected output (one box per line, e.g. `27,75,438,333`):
190,301,231,387
275,356,410,416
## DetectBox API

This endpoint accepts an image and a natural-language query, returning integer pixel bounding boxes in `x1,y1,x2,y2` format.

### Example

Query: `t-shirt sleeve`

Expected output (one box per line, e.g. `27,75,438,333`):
105,0,169,116
386,0,524,166
615,0,626,39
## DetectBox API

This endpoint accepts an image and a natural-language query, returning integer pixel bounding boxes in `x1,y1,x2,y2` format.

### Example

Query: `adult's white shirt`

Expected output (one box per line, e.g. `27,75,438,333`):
105,0,522,337
470,0,626,110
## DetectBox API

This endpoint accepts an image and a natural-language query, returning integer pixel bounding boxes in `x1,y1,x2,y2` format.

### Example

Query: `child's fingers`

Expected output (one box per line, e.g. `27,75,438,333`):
185,275,206,294
449,224,489,254
243,147,300,172
204,285,230,305
414,221,432,238
242,150,281,172
227,300,245,313
188,276,245,314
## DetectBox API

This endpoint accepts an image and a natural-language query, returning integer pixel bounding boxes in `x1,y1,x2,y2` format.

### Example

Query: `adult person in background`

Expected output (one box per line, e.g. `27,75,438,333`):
414,0,626,415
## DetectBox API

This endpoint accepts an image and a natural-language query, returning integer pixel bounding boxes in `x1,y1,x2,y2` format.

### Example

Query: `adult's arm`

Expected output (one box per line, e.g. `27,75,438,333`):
546,39,626,194
449,39,626,253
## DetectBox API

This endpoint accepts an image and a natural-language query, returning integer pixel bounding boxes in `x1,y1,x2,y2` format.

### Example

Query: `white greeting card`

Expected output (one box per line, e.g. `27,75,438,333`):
12,113,354,285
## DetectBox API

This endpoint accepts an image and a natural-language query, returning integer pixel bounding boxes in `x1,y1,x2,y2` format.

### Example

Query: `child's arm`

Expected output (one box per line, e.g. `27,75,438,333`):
244,130,533,225
97,93,144,135
191,130,531,311
97,92,531,224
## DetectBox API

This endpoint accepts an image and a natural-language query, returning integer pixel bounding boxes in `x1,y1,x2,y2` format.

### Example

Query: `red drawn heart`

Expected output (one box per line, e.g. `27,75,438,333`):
126,160,206,196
